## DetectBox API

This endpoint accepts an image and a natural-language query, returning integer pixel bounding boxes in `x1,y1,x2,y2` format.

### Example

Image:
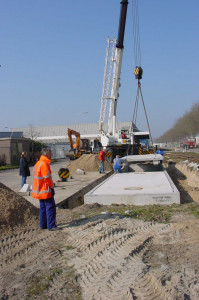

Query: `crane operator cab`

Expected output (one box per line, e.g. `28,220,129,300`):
131,131,150,155
116,129,131,145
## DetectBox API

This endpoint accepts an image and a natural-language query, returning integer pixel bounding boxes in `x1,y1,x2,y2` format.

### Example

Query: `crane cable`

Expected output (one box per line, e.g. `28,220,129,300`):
138,80,153,145
132,0,141,67
132,84,139,127
132,0,153,145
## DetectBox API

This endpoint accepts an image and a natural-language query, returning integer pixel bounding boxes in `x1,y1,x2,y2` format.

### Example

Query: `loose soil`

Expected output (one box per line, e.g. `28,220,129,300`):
0,183,38,237
67,154,113,175
0,152,199,299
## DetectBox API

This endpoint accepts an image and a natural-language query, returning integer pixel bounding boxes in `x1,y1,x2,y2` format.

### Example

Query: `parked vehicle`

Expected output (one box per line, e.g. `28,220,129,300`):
182,138,195,149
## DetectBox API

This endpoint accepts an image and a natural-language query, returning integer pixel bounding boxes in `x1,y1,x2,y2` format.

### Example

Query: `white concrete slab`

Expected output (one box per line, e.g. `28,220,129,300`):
122,154,163,162
84,171,180,206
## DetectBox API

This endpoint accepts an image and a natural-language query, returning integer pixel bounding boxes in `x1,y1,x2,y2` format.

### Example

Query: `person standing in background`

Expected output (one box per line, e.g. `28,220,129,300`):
99,148,105,174
156,148,164,156
19,151,30,187
155,148,164,165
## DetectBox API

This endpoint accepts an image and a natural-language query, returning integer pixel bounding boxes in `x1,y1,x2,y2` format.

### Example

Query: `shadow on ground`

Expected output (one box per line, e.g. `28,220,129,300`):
165,162,193,204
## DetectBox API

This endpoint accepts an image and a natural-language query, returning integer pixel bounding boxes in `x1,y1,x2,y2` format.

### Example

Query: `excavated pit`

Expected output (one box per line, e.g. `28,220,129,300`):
85,155,180,206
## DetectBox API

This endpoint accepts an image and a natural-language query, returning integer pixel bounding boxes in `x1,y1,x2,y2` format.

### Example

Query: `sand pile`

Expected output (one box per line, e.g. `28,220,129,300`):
0,182,39,236
67,154,113,174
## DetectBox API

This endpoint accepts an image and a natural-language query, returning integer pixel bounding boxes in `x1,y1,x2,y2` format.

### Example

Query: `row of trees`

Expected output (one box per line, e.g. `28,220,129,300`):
157,102,199,143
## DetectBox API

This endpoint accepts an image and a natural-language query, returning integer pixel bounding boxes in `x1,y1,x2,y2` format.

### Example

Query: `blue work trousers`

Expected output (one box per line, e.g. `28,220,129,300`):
21,176,27,187
39,196,56,229
113,164,122,173
99,161,105,173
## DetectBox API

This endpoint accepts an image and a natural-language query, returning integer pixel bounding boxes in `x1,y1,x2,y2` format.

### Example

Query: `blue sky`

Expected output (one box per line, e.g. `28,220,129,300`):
0,0,199,138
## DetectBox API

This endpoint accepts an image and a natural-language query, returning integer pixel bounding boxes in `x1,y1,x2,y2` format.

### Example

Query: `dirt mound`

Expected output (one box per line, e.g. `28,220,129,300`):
0,182,39,237
176,161,199,187
67,154,113,174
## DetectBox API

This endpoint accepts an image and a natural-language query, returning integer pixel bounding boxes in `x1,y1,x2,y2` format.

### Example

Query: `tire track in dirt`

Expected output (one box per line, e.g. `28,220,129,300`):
0,216,177,299
0,229,67,299
0,229,39,257
0,230,58,267
63,217,173,300
129,272,171,300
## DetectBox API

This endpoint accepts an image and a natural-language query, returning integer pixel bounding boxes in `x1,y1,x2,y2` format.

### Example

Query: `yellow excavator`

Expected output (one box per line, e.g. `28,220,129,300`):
68,128,81,154
67,128,113,161
67,128,91,159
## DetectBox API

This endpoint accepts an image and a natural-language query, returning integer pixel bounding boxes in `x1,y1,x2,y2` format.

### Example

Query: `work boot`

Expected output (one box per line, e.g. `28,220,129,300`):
48,227,62,231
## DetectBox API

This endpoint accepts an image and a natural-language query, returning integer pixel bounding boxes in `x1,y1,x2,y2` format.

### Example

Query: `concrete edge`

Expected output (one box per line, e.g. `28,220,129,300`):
57,170,114,209
164,170,180,194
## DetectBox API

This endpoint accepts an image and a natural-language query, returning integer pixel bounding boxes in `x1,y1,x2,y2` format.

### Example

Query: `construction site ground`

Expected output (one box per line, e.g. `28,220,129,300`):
0,156,113,209
0,152,199,299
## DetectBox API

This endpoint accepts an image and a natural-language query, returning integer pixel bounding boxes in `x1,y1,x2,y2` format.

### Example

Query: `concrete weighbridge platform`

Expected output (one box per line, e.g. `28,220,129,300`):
84,154,180,206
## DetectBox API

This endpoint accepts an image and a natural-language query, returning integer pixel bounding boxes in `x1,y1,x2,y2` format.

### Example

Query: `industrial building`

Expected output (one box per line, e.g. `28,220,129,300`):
10,121,133,159
11,121,132,142
0,132,30,165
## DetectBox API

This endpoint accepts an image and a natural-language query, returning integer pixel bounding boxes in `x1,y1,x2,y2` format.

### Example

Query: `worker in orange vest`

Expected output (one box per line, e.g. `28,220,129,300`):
32,148,58,230
99,148,105,174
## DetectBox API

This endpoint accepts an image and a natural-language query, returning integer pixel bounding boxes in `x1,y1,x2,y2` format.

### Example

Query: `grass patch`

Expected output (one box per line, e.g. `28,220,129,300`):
0,165,19,171
54,268,63,275
108,205,172,223
0,159,58,171
65,244,75,250
27,265,82,300
70,204,173,223
187,203,199,218
70,202,199,224
27,270,62,297
27,274,50,297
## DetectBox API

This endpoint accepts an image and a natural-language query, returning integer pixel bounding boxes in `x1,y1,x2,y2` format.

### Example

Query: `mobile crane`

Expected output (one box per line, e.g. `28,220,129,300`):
99,0,129,149
99,0,151,156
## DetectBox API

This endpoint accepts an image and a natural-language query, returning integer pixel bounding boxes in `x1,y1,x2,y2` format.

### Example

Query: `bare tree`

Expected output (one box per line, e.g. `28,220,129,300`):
27,124,39,161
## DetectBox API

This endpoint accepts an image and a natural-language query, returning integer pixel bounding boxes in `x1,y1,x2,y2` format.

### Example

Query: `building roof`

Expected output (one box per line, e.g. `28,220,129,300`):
0,131,24,139
10,122,136,143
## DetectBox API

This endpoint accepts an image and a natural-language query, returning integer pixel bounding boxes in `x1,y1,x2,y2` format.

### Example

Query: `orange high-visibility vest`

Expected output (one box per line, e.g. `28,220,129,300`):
32,155,54,200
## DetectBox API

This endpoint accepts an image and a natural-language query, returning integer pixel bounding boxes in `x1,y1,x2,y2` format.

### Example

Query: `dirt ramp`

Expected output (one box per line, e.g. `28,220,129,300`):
67,154,113,174
0,182,39,236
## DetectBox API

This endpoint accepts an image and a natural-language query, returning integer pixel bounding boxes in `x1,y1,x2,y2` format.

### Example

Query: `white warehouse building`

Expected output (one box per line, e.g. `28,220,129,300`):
11,121,133,159
11,121,133,143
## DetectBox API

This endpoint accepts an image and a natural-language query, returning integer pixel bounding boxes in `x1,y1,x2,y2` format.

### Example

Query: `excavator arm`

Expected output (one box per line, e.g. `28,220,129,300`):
67,128,81,153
